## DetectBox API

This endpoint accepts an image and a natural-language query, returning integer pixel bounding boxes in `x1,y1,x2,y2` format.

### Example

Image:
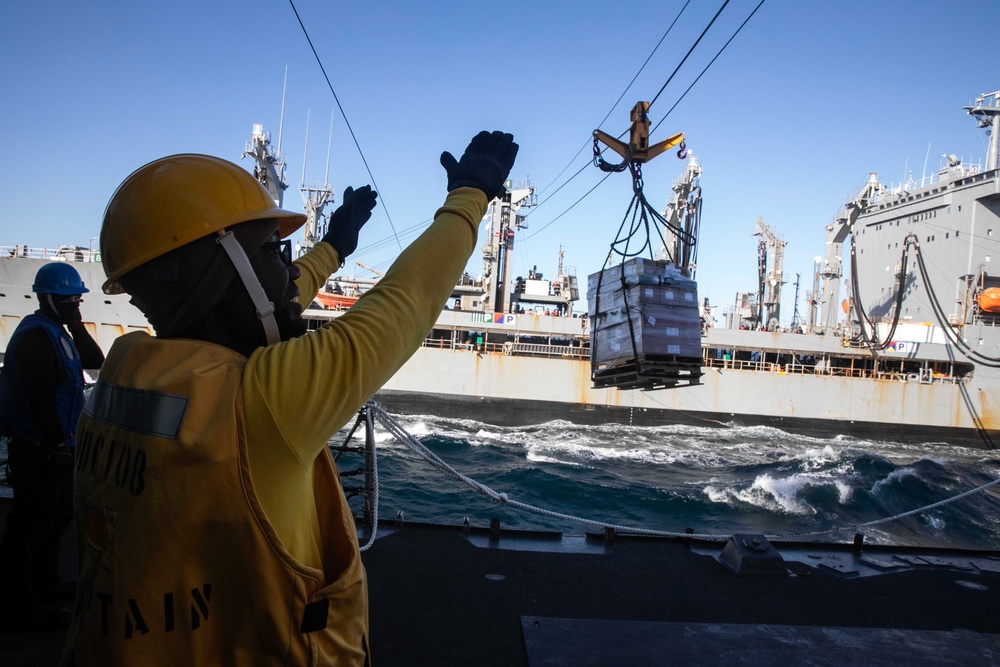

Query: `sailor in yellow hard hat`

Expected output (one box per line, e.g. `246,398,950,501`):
63,132,518,665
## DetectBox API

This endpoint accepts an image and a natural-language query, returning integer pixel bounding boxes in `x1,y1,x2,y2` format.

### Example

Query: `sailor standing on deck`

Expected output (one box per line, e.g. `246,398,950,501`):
62,131,517,665
0,263,105,631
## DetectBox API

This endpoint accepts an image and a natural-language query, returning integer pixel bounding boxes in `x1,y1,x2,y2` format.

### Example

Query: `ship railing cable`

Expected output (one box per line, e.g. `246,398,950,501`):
772,474,1000,541
332,408,381,551
347,401,1000,545
365,401,723,540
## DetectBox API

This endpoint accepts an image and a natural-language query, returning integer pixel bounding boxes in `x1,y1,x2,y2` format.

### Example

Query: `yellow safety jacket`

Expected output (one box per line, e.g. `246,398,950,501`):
65,333,368,665
63,188,488,665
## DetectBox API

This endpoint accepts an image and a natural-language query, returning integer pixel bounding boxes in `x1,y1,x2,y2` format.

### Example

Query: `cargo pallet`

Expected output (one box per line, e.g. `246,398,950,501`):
592,356,704,390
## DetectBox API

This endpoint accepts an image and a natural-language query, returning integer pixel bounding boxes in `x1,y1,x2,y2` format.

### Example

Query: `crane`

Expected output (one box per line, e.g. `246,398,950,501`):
354,261,385,279
754,216,785,331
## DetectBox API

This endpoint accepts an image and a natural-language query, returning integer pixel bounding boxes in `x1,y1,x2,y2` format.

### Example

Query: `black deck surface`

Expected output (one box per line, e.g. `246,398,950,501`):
363,525,1000,665
3,507,1000,666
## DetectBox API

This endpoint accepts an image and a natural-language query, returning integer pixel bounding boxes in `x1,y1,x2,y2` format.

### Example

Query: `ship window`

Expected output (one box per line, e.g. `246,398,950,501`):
946,233,949,238
959,206,962,212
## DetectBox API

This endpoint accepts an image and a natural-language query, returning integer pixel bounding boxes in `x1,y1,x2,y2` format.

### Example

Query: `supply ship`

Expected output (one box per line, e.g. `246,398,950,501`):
3,96,1000,667
2,92,1000,448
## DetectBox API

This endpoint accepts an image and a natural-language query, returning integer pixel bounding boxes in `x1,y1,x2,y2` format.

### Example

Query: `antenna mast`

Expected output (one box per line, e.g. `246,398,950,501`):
298,108,335,255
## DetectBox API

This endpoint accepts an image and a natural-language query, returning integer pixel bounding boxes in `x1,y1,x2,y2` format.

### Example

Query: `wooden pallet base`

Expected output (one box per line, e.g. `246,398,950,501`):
592,359,704,391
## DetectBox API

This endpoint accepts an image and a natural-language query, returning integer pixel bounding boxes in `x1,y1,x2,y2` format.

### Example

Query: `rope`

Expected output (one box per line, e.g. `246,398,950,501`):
357,409,380,552
356,401,1000,546
367,402,722,541
286,0,402,251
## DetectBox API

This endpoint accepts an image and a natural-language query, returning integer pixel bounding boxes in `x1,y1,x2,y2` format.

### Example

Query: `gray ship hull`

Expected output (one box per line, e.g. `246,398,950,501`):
373,341,999,448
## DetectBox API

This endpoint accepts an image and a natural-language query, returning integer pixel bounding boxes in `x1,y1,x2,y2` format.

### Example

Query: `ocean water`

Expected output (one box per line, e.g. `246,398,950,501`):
335,413,1000,550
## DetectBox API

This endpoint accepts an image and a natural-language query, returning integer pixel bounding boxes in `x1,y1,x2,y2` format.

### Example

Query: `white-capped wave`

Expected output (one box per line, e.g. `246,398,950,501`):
704,472,853,515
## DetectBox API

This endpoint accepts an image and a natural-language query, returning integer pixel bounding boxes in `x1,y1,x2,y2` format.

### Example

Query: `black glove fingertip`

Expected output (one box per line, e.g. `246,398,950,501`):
440,151,457,171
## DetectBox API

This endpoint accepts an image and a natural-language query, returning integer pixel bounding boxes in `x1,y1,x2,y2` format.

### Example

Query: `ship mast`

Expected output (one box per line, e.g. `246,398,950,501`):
817,173,882,334
660,156,703,277
481,182,536,314
965,90,1000,171
243,124,289,208
753,216,785,331
243,70,290,208
298,108,336,255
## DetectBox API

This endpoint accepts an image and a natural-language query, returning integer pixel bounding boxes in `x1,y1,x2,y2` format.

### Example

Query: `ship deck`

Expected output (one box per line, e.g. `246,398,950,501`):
2,499,999,666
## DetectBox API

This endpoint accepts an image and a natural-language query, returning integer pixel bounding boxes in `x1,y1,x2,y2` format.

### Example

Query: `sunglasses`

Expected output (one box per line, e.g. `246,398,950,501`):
260,239,293,266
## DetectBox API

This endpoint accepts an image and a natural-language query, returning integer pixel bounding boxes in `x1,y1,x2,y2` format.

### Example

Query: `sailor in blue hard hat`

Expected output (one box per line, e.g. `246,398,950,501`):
0,262,104,632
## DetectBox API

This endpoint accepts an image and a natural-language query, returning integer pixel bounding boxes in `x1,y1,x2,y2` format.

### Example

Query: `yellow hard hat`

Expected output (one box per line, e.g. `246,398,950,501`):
100,154,306,294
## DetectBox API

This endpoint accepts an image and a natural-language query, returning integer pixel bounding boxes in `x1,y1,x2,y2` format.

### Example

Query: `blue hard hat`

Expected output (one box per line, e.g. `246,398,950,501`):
32,262,90,295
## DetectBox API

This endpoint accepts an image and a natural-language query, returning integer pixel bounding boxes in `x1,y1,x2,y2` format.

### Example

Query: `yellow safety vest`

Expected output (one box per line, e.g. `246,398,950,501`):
63,333,368,665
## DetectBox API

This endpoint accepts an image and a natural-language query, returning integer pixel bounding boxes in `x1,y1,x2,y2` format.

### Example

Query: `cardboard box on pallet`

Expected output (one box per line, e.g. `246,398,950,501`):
588,259,703,372
588,276,699,312
587,257,670,293
591,310,702,367
588,260,698,315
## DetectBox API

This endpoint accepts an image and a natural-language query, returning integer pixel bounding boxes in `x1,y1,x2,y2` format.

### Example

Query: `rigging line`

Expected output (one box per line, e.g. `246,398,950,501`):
537,0,693,196
522,161,592,220
351,215,434,255
647,0,731,110
521,0,762,246
651,0,767,136
355,220,430,256
519,172,613,242
287,0,402,251
524,0,762,244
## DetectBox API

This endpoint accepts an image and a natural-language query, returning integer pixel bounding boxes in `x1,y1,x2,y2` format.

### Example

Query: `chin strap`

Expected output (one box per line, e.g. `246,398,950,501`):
216,230,281,347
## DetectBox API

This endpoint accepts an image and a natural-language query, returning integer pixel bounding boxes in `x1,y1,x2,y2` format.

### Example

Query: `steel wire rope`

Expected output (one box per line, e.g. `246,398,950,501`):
646,0,731,110
536,0,694,197
287,0,402,251
358,401,1000,546
650,0,768,137
520,0,765,247
354,217,432,256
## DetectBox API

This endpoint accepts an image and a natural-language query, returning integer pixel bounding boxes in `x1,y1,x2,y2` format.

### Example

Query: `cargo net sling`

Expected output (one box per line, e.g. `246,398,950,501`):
589,136,704,390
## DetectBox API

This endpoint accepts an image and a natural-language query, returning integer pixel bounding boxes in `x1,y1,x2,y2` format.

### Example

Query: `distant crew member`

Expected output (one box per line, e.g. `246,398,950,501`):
0,262,104,631
63,131,517,664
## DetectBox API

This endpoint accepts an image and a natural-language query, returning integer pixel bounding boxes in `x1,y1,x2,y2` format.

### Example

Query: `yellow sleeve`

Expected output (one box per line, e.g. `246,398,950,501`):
291,241,342,308
243,187,487,463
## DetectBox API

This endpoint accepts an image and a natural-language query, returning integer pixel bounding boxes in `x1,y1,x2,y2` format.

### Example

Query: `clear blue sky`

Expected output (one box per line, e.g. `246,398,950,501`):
2,0,998,324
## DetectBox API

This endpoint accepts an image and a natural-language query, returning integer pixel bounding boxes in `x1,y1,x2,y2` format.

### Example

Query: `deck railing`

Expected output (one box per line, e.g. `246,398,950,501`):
702,355,959,384
0,245,100,262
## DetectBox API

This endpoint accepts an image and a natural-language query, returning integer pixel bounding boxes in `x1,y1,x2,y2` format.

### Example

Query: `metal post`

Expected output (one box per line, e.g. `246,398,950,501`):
363,405,376,541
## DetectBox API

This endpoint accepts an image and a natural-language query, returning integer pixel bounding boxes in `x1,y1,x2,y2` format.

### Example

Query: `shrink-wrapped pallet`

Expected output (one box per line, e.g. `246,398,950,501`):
587,258,703,388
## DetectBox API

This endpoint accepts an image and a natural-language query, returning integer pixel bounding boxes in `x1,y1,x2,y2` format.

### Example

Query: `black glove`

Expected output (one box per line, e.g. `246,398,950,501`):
440,131,518,201
322,185,378,264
